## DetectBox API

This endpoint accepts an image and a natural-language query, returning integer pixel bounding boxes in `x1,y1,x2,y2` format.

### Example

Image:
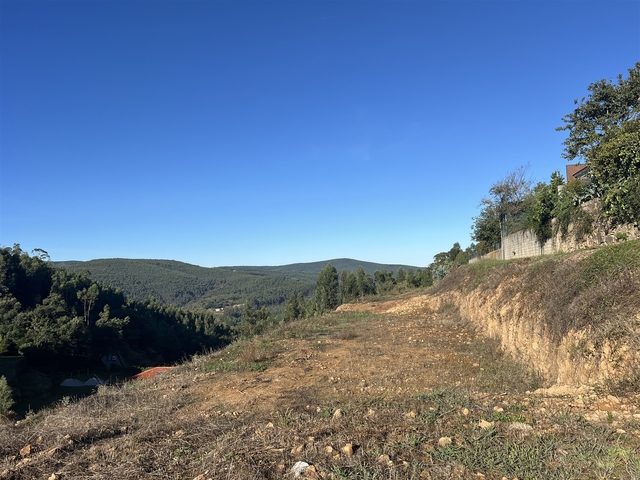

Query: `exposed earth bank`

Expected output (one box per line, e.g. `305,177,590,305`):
340,243,640,389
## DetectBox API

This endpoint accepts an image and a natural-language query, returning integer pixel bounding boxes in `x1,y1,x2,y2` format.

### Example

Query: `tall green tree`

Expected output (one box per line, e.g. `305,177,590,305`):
315,263,339,313
522,171,565,244
283,293,302,322
558,63,640,225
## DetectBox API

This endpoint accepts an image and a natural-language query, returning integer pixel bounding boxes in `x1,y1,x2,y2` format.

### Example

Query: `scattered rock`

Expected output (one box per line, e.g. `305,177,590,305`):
462,408,469,416
19,445,31,457
266,422,274,428
341,443,353,456
291,444,304,454
174,430,185,437
478,419,493,429
304,464,320,479
291,461,310,477
493,406,504,412
377,453,392,465
324,446,334,454
438,437,452,447
405,411,417,418
333,409,343,419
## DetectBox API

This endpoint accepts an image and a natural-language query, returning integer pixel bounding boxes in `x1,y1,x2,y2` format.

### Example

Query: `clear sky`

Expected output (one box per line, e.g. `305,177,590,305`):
1,1,638,267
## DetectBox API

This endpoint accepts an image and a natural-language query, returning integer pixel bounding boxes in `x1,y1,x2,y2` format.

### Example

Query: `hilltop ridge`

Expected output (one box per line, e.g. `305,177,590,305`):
56,258,420,309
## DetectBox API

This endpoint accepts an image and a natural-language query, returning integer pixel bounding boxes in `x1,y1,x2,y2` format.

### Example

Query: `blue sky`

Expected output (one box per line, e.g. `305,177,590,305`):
1,1,638,267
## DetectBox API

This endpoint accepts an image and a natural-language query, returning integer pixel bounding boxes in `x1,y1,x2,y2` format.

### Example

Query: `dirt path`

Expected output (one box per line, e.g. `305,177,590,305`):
185,310,482,416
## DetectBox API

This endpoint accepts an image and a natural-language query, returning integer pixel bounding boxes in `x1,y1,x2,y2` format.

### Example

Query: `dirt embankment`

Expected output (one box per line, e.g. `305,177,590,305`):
339,244,640,388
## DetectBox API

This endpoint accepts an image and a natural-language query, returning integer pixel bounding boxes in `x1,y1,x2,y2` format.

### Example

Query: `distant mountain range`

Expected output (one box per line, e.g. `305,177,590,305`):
56,258,419,310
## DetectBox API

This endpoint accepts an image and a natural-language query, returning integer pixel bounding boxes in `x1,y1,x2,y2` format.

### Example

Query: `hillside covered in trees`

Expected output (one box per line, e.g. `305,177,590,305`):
57,258,418,310
1,246,232,363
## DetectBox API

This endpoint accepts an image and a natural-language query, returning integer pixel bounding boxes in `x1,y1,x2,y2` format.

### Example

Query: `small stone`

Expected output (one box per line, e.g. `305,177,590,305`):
405,411,417,418
19,445,31,457
174,430,185,437
377,454,391,464
493,406,504,412
333,409,343,419
478,419,493,429
304,465,320,479
438,437,452,447
291,444,305,454
48,475,58,480
290,461,310,477
324,445,334,454
616,429,626,434
266,422,274,428
367,408,376,416
341,443,353,456
462,408,469,416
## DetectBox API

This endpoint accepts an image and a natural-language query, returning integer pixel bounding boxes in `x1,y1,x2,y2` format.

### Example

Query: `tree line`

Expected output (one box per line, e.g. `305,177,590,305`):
239,241,472,336
0,245,232,364
471,62,639,254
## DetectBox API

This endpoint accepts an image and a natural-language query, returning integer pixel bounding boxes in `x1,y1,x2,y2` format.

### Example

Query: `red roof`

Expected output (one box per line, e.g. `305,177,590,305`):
566,164,589,181
128,366,174,381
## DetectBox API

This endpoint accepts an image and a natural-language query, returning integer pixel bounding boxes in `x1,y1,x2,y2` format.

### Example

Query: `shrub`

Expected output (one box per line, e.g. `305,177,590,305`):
0,376,14,416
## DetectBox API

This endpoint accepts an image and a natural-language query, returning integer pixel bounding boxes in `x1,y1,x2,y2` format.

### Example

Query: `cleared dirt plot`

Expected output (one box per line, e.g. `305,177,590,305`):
2,301,639,479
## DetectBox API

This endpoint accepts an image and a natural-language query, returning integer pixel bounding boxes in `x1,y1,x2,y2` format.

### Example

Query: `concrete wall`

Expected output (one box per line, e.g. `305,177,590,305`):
473,214,640,262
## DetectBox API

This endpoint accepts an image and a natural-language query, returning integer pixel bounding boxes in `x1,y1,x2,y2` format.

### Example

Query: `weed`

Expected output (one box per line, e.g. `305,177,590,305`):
616,232,629,241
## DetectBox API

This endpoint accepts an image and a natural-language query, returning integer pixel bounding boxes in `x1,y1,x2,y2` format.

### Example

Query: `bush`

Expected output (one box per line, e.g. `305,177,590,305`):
0,376,14,416
552,180,595,239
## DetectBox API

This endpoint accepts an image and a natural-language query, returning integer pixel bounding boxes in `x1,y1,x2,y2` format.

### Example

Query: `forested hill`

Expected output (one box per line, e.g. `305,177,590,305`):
230,258,418,282
57,258,419,309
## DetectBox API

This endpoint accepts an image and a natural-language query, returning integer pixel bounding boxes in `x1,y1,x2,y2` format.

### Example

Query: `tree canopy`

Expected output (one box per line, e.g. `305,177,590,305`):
558,62,640,225
0,245,231,365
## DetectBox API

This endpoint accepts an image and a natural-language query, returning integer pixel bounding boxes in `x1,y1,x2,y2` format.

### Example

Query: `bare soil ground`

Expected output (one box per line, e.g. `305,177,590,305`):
1,300,639,479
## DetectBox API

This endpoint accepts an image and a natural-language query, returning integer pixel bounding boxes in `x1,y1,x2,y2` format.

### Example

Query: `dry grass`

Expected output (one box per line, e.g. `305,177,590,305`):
2,282,640,478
